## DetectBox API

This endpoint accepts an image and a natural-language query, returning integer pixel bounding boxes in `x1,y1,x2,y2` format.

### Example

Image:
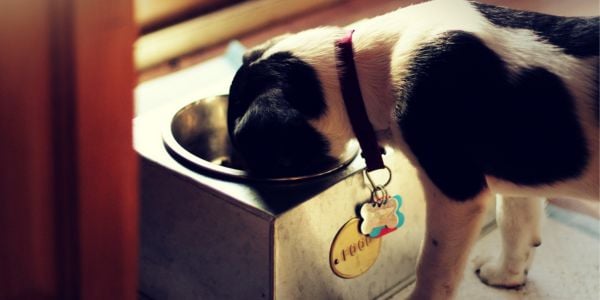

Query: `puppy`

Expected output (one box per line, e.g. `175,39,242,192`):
227,0,599,298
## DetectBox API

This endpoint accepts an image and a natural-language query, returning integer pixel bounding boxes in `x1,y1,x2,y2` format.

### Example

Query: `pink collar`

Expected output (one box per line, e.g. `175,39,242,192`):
335,30,386,171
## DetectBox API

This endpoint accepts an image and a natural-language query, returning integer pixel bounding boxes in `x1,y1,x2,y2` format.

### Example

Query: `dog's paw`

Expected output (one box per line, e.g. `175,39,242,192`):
474,257,527,289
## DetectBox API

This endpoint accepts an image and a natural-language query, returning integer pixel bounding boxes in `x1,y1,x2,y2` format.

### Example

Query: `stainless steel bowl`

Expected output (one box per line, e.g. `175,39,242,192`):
163,95,358,181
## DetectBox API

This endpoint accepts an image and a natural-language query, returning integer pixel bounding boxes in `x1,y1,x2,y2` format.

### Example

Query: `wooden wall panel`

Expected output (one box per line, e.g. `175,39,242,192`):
0,0,138,299
72,0,139,298
0,1,57,298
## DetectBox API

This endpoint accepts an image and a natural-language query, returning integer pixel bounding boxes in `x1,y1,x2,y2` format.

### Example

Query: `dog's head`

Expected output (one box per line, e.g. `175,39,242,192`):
228,27,354,177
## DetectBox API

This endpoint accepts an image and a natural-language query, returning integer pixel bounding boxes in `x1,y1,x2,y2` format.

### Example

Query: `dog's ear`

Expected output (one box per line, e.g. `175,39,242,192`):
230,89,333,175
232,52,327,119
228,50,332,175
243,34,291,65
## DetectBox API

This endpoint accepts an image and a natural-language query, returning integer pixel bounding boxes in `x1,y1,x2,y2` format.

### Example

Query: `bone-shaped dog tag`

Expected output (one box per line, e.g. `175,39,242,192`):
359,195,405,238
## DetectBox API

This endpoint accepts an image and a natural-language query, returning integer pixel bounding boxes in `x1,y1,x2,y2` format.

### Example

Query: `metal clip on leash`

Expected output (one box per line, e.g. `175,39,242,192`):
363,166,392,206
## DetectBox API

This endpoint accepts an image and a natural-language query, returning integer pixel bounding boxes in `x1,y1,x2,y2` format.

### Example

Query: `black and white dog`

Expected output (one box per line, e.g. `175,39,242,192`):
227,0,599,298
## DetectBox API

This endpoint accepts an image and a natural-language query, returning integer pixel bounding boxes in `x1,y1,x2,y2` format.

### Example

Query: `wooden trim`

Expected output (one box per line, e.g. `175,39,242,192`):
72,0,139,298
136,0,222,26
0,0,138,298
0,1,57,298
136,0,406,82
135,0,242,31
480,0,599,16
50,0,82,298
135,0,341,69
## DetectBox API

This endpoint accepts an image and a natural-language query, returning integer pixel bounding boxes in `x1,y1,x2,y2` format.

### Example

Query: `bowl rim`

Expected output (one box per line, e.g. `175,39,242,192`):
162,95,359,182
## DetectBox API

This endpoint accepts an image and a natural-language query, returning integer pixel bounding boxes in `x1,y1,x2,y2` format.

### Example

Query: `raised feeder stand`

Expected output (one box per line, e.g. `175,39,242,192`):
134,95,494,299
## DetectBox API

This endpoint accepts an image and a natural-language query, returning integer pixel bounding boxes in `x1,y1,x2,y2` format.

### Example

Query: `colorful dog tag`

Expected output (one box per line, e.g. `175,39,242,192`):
360,195,405,238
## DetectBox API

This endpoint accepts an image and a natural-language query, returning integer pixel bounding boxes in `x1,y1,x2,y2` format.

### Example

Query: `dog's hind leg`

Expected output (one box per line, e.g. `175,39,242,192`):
409,188,493,300
474,195,545,288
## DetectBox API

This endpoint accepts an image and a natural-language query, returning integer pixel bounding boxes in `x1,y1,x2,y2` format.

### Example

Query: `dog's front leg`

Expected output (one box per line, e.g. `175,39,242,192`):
475,195,544,288
410,189,492,300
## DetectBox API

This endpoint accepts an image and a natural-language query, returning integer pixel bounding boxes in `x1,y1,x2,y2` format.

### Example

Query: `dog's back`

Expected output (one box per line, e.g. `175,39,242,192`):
386,1,599,201
474,3,599,57
471,3,599,200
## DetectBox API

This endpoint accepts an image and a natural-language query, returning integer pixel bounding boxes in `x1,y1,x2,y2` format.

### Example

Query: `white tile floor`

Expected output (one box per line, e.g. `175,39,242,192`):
393,206,600,299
